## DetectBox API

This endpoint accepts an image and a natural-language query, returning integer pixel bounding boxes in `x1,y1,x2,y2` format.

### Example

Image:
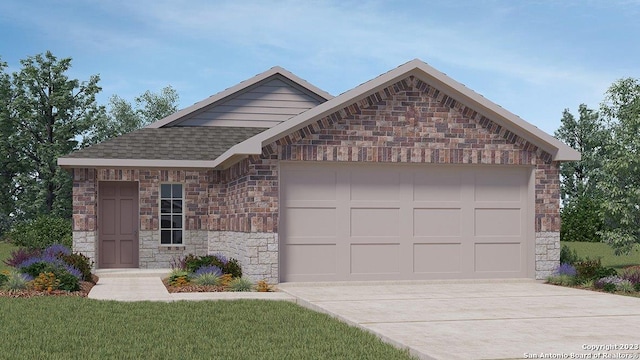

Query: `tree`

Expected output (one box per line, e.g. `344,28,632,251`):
0,58,20,235
3,51,102,221
598,78,640,254
555,105,607,242
85,86,179,145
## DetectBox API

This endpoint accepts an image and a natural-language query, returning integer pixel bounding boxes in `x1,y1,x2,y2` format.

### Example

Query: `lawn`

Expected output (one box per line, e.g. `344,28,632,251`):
0,297,415,360
0,241,18,271
562,241,640,270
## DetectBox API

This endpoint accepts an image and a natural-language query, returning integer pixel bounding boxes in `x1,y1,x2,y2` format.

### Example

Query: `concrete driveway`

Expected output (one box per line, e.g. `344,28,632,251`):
278,279,640,360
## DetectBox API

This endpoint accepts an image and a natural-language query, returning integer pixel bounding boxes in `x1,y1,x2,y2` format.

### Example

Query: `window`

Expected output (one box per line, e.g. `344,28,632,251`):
160,183,183,245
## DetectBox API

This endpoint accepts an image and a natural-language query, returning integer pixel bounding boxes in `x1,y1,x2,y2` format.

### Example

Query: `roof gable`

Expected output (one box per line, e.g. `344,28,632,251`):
148,67,333,129
219,59,580,164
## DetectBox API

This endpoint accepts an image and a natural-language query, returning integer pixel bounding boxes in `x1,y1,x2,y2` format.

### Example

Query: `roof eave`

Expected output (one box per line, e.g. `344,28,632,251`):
57,158,220,169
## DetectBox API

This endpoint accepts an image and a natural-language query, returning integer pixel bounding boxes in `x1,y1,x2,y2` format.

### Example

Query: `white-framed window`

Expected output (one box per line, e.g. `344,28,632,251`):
160,183,183,245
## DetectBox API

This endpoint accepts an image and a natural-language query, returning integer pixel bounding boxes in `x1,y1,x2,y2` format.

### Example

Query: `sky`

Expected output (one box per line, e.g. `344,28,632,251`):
1,0,639,135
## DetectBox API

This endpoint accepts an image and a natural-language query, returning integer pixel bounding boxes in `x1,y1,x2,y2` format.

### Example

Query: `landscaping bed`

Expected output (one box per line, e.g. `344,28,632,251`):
163,253,274,293
0,243,97,298
547,243,640,297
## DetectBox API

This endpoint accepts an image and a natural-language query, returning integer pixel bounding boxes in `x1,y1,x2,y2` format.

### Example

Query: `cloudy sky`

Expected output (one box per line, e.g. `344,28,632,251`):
1,0,638,134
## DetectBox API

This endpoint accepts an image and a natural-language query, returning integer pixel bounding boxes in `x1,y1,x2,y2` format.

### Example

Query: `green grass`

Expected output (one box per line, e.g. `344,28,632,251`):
0,241,18,271
562,241,640,270
0,298,416,360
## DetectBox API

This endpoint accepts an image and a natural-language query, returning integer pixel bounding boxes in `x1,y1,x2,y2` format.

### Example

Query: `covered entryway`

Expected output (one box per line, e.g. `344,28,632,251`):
98,181,139,268
280,162,533,282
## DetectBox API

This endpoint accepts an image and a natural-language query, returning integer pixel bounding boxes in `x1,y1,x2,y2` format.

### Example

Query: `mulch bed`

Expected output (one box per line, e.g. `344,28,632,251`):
0,275,99,299
162,278,226,293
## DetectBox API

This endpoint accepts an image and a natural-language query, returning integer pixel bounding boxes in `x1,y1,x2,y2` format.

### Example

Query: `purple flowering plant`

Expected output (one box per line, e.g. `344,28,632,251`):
555,263,577,277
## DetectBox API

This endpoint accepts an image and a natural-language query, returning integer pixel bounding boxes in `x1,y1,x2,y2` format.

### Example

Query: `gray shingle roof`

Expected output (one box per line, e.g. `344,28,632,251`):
66,127,268,160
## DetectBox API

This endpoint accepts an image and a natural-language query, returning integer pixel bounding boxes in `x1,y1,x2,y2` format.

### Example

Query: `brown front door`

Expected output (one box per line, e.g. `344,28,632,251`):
98,181,139,268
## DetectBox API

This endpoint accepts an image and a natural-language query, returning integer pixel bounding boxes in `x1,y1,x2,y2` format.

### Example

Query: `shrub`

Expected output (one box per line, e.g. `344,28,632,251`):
594,276,624,292
228,277,253,292
61,253,93,282
32,272,60,292
219,274,233,287
621,266,640,285
1,270,31,291
574,259,617,283
617,279,635,293
168,269,191,287
193,273,221,286
183,254,242,278
0,270,8,287
222,258,242,279
56,271,80,291
560,196,603,242
255,280,273,292
7,215,72,250
560,245,581,265
3,247,41,268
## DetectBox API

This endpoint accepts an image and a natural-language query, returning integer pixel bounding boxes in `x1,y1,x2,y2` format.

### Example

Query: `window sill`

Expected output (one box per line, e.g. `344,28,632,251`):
159,245,186,251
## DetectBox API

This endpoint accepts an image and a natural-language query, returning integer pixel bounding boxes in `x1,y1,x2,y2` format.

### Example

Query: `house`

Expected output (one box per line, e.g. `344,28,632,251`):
58,59,580,283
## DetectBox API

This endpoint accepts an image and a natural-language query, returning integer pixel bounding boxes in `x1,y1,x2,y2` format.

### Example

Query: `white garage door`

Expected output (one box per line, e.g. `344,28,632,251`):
280,162,534,282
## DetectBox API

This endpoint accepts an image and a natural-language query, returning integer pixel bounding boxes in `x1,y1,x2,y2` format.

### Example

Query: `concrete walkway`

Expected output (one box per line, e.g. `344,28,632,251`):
88,269,296,302
278,279,640,360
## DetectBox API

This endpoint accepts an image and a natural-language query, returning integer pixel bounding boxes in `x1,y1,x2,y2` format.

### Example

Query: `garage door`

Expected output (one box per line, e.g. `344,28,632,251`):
280,162,533,282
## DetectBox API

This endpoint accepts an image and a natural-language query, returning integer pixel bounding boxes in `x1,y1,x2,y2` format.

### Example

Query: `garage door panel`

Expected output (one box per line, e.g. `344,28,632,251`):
413,171,462,202
475,209,521,236
350,208,399,237
284,244,337,276
414,243,462,273
351,244,399,274
414,208,461,237
475,170,524,202
285,208,336,238
284,168,337,201
350,170,401,201
475,243,522,272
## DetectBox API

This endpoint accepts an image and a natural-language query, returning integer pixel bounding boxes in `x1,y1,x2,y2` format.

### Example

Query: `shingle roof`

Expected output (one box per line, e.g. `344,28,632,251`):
65,127,267,160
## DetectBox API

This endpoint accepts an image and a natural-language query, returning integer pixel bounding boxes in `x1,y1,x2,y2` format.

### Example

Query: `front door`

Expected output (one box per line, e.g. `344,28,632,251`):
98,181,139,268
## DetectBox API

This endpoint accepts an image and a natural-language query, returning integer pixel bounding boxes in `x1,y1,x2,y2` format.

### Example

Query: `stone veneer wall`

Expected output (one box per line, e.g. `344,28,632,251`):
208,231,278,283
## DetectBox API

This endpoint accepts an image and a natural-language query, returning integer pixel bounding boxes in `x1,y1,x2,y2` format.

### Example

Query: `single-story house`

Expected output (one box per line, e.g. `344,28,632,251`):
58,59,580,283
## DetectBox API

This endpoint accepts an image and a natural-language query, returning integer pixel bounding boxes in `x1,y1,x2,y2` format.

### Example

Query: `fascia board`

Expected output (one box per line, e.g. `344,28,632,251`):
57,157,219,169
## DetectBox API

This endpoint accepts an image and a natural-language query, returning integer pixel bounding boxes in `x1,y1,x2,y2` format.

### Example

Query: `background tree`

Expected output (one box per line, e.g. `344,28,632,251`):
555,105,607,243
598,78,640,254
4,51,102,221
85,86,179,145
0,58,20,235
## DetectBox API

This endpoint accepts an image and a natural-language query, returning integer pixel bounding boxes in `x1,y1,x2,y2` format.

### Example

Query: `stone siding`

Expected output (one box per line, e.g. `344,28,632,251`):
139,230,208,269
209,231,278,283
72,231,97,269
535,232,561,279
